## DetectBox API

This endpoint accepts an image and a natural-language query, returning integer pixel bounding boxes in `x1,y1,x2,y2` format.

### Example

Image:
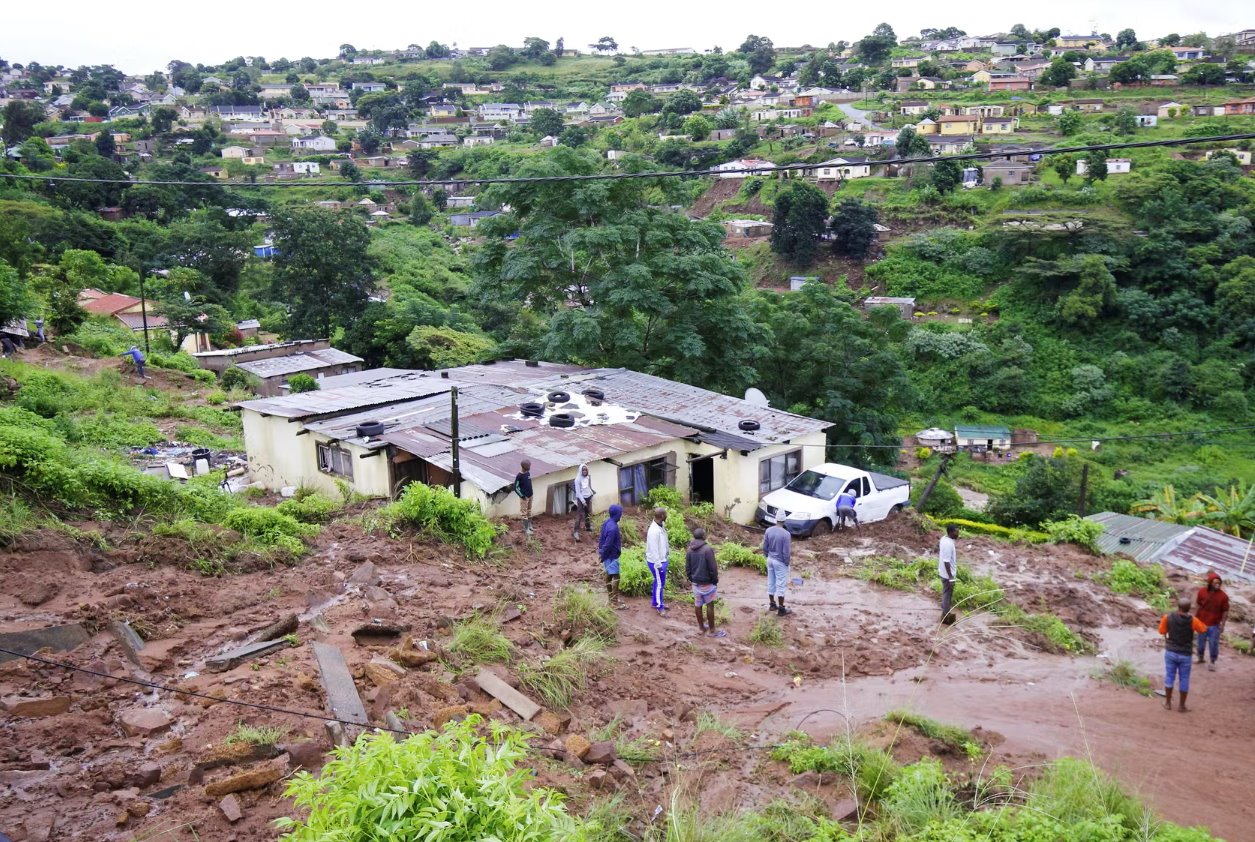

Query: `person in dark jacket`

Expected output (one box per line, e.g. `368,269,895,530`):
1195,571,1229,670
685,528,724,637
1159,596,1208,713
514,459,534,535
598,504,625,608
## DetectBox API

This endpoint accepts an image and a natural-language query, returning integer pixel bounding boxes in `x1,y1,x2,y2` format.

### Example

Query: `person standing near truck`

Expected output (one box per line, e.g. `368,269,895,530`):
1194,572,1229,671
762,521,792,616
938,524,958,625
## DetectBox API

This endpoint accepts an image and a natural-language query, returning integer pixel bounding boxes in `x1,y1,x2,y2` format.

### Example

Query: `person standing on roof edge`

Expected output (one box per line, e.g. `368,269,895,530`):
598,504,626,609
686,527,725,637
514,459,534,536
1194,572,1229,671
938,524,958,625
1160,595,1208,712
572,463,594,542
646,507,670,615
762,519,792,616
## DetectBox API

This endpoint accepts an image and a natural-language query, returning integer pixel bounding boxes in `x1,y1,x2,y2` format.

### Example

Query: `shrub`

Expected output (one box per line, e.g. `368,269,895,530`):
1025,757,1150,833
221,506,318,555
879,759,961,836
748,615,783,646
617,547,684,597
1001,605,1093,654
1042,515,1105,553
643,485,682,509
935,517,1049,543
618,516,641,547
665,507,691,548
448,615,513,665
62,318,136,356
0,497,35,547
1107,559,1172,611
277,492,341,524
1096,659,1153,696
913,478,964,517
380,482,501,559
857,556,934,590
770,733,899,802
219,366,260,392
518,638,609,709
288,373,319,393
173,425,241,450
224,723,289,746
716,541,766,574
552,584,618,642
885,710,982,758
275,717,578,840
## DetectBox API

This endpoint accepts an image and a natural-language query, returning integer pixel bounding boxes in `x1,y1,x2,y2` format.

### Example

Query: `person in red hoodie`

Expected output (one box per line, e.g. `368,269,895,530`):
1194,572,1229,671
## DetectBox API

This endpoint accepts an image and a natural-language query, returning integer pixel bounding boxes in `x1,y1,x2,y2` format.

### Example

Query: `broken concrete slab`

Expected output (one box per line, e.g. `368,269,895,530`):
312,642,369,726
473,670,540,721
1,696,72,717
251,613,298,643
205,638,288,673
118,708,173,738
108,621,146,665
0,624,89,664
347,561,380,586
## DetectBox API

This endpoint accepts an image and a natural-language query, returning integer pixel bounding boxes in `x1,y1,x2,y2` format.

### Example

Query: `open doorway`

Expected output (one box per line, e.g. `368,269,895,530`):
690,457,714,506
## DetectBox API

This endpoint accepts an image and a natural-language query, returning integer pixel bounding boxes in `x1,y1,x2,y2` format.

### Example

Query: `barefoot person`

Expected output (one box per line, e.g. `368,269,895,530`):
1195,572,1229,671
686,528,724,637
646,507,670,615
572,463,594,542
598,504,626,608
762,520,792,616
938,524,958,624
1159,596,1208,713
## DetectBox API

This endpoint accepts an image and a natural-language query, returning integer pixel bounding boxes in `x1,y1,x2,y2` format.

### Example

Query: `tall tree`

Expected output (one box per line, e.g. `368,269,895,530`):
1115,29,1139,50
1082,149,1108,184
770,181,830,265
738,35,776,75
529,107,564,138
895,126,931,158
829,199,879,259
521,37,551,60
270,208,373,338
2,101,46,143
930,159,963,193
1039,57,1077,87
856,23,897,64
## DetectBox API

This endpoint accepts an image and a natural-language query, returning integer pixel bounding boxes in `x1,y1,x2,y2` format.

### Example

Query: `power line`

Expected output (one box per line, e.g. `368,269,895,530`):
3,133,1253,189
786,424,1255,450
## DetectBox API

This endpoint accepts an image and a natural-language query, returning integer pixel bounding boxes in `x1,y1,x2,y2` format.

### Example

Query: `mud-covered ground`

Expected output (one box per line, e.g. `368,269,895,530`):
2,508,1253,841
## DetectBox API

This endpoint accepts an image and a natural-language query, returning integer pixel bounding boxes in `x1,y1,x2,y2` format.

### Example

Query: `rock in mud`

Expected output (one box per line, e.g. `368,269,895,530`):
363,658,405,687
118,708,173,737
203,756,287,797
1,696,72,718
533,710,563,735
432,705,469,729
584,741,617,765
587,768,616,791
564,735,592,759
280,740,327,772
348,562,380,586
219,793,244,823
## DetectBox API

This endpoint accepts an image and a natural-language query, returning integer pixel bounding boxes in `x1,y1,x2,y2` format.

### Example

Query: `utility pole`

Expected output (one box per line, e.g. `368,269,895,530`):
138,272,151,356
1077,462,1089,517
450,386,461,498
914,451,954,513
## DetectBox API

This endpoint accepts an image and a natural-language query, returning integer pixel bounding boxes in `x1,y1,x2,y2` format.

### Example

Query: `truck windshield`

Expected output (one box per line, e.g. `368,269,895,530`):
786,470,845,500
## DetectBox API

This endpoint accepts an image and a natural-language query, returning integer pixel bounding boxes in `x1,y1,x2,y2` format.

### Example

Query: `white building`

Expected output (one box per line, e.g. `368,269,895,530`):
813,157,873,180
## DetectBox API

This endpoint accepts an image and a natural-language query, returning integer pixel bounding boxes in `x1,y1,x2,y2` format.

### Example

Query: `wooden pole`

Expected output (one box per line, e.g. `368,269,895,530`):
450,387,461,498
914,452,953,513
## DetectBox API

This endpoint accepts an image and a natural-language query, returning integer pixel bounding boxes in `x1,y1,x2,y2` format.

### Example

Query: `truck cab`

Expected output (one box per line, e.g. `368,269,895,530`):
755,462,910,536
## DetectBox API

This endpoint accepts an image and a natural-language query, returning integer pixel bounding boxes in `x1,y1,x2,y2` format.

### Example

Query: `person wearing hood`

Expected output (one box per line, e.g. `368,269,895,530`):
598,504,626,608
572,463,595,542
686,528,725,638
1194,571,1229,671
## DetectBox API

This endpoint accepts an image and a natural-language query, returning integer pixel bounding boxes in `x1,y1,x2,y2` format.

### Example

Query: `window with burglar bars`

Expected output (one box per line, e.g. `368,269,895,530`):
316,442,354,479
759,449,801,496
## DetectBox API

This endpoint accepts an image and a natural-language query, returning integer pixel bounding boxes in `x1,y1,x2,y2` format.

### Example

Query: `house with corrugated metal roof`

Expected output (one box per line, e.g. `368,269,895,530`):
191,339,363,397
1086,511,1254,584
236,361,831,524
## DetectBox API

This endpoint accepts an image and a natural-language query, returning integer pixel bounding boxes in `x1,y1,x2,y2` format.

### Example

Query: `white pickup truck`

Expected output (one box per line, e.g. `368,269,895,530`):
755,463,911,537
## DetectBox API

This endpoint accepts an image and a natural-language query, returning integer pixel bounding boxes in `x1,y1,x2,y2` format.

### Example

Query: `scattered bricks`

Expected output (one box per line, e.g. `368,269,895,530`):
584,741,617,766
1,696,72,717
218,794,244,824
563,734,592,760
533,710,563,736
389,637,439,668
432,705,469,729
118,708,173,738
203,756,287,798
364,657,406,687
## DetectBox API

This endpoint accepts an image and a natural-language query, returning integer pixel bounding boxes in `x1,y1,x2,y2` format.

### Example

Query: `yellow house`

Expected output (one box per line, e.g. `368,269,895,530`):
969,69,993,84
914,118,938,134
981,117,1015,134
237,362,831,525
938,115,979,135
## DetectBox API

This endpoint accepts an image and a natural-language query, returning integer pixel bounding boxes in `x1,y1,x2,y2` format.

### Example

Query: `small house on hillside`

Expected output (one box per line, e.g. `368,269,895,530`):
915,427,955,452
813,158,872,180
863,297,916,318
954,424,1012,453
191,339,363,397
1076,158,1132,176
982,161,1034,186
724,219,774,238
235,361,831,523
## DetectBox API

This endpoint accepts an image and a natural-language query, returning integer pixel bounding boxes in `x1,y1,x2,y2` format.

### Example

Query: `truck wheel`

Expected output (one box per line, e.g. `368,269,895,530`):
891,504,905,514
809,519,832,537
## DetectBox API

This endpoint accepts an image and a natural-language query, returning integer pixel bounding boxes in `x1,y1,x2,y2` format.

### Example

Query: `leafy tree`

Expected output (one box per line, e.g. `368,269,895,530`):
406,149,437,178
150,107,176,134
290,83,311,102
1160,33,1181,46
770,181,830,265
1112,107,1137,136
749,282,911,469
557,126,588,147
2,101,46,143
529,107,564,138
1039,57,1077,87
94,130,116,158
0,260,33,328
29,261,88,334
340,160,362,182
17,137,54,172
829,199,879,259
148,268,232,349
338,43,357,59
486,45,518,71
737,35,776,75
683,115,712,141
520,37,551,60
409,192,433,226
1115,29,1139,50
55,154,131,211
989,455,1085,526
856,23,897,64
930,159,963,194
425,41,450,59
591,36,618,54
555,37,565,57
1082,149,1108,184
1051,154,1075,184
288,373,319,393
665,90,703,116
621,89,661,118
895,126,931,158
270,208,373,338
1055,110,1083,136
1183,63,1226,85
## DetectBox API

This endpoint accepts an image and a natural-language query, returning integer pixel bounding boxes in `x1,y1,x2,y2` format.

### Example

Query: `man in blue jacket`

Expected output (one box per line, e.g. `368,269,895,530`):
598,504,626,608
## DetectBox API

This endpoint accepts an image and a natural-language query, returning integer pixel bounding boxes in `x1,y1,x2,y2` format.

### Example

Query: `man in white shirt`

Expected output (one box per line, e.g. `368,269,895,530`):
645,507,670,615
938,524,958,625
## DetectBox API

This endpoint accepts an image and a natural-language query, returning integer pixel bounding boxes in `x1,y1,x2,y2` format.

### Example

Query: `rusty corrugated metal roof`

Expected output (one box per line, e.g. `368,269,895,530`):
1086,512,1192,564
1087,512,1254,584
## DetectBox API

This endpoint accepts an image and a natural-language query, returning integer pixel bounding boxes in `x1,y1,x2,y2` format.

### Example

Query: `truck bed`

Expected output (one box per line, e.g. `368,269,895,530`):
870,471,910,492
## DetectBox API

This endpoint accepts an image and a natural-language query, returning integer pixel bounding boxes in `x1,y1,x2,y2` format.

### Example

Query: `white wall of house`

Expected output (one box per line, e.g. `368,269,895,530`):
241,412,392,498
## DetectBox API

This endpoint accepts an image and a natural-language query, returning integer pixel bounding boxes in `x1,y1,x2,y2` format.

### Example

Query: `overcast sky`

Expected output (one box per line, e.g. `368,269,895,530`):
1,1,1247,75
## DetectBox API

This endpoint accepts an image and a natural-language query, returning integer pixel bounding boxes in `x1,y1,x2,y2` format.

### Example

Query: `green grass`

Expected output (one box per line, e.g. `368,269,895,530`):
747,615,784,647
552,584,618,642
885,710,983,759
693,711,744,744
770,732,900,803
223,722,289,746
1106,559,1173,612
715,541,766,574
1225,635,1252,656
1095,659,1154,696
517,637,610,710
614,734,659,766
447,615,513,665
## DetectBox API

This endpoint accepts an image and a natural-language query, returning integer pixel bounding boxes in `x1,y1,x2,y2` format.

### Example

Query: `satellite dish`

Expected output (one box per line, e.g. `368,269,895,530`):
744,387,770,408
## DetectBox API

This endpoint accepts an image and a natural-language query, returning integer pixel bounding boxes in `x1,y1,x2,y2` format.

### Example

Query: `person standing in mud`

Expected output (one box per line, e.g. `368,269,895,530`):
938,524,958,625
686,527,725,638
598,504,626,609
514,459,534,536
1194,572,1229,671
762,520,791,616
572,463,594,542
646,507,670,615
1160,596,1208,713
